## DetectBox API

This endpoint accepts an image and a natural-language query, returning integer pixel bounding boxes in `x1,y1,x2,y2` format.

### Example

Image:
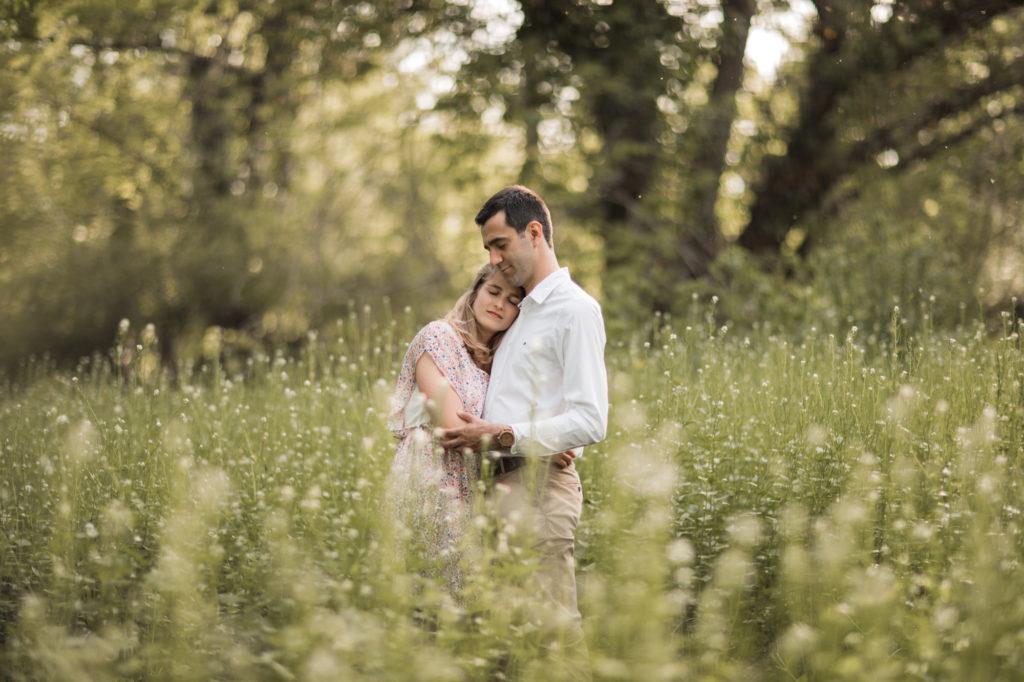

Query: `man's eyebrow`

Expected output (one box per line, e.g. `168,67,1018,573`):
484,236,508,248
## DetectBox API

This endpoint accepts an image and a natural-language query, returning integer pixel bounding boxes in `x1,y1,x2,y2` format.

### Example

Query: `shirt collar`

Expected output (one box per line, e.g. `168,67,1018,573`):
524,267,570,306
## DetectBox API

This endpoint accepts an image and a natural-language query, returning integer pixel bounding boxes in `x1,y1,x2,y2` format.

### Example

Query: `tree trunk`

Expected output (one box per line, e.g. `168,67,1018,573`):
514,0,559,185
674,0,755,278
581,2,669,310
181,40,256,331
186,53,235,199
242,7,299,193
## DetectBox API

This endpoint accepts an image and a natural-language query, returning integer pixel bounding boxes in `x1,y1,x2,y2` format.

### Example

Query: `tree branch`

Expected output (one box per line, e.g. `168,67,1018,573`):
848,57,1024,168
10,31,255,74
898,99,1024,169
799,98,1024,256
741,1,1024,256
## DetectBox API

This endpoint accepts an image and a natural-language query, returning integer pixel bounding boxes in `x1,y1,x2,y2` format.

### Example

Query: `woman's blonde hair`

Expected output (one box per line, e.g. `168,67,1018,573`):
445,264,522,371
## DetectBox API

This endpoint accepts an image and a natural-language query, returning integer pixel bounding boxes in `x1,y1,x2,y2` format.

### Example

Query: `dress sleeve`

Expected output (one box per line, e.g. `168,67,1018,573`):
387,321,469,437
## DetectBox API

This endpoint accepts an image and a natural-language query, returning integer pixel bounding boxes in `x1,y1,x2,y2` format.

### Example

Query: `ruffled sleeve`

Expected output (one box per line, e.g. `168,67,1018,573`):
387,320,473,438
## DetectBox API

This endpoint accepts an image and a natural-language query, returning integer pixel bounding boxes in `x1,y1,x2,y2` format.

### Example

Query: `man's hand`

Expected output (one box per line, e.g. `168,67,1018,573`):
551,450,576,469
441,411,502,452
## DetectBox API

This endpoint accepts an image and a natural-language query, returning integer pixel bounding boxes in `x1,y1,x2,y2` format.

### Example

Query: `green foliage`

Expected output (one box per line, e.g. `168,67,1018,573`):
2,0,1023,370
0,0,497,371
805,111,1024,333
0,0,517,371
2,307,1023,678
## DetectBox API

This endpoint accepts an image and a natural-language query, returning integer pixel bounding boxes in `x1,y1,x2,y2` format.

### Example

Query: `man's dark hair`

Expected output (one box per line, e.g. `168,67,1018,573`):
475,185,553,246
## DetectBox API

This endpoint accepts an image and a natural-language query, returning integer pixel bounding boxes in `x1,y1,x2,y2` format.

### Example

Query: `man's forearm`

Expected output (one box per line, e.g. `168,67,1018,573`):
440,413,514,453
509,409,606,457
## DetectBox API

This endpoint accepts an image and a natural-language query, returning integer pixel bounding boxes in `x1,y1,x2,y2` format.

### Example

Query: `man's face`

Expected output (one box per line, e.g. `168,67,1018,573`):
481,211,535,289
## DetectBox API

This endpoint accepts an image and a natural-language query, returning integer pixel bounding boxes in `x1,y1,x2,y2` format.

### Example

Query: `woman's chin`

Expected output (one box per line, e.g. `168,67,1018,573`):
476,319,509,337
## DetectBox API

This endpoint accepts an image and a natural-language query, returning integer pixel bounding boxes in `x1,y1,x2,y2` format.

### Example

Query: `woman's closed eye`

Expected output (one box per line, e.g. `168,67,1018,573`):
488,285,519,306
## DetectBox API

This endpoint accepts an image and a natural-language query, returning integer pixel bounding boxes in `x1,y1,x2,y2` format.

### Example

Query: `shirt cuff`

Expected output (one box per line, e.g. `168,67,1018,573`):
508,422,527,456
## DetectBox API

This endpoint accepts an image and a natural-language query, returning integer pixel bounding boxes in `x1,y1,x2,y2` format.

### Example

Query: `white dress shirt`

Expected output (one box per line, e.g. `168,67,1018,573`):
483,267,609,457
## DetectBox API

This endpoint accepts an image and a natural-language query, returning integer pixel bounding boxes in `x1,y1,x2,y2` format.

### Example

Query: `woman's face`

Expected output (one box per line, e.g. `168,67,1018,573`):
472,270,522,338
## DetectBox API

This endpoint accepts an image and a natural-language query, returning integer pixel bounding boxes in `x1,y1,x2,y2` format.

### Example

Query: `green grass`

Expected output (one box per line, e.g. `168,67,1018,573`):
2,306,1023,680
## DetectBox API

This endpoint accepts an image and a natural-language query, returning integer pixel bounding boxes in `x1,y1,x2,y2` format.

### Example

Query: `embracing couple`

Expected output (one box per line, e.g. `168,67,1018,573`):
386,186,609,639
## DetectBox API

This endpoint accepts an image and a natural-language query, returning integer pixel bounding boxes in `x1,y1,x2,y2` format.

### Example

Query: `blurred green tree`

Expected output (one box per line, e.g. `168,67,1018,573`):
450,0,1024,320
2,0,1023,369
740,0,1024,257
0,0,489,369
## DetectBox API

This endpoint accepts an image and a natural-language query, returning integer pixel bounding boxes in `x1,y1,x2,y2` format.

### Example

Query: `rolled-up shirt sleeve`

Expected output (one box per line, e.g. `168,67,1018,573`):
508,303,608,456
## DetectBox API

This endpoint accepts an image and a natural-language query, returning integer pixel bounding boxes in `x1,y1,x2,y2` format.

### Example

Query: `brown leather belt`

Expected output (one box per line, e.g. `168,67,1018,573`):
491,455,526,477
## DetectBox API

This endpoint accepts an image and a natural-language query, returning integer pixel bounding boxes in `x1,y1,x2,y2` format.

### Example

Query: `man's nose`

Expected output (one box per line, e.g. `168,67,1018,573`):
489,251,502,266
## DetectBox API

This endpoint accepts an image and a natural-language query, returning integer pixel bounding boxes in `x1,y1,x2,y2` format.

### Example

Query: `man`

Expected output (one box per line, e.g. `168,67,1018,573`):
442,185,609,635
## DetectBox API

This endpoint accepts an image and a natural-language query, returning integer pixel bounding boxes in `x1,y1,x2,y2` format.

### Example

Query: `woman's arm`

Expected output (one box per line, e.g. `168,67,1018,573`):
414,353,468,430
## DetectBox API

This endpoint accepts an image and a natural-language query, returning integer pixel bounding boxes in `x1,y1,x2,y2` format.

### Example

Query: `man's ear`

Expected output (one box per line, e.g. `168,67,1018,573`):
528,220,544,244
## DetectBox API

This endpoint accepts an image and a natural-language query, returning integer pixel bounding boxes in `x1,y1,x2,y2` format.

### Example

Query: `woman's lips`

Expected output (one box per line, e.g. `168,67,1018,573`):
487,311,502,320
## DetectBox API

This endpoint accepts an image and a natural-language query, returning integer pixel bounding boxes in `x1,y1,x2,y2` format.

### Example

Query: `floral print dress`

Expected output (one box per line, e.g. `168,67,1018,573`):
386,320,489,590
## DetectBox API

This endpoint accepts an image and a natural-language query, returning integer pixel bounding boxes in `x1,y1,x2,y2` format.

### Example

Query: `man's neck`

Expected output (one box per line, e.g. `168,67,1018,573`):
525,255,560,294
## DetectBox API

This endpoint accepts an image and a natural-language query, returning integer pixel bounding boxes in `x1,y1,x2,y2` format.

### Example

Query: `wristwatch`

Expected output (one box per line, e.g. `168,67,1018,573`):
496,426,515,449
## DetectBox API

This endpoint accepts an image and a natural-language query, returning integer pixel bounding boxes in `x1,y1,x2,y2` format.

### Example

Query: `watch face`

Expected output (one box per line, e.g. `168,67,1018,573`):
499,430,514,447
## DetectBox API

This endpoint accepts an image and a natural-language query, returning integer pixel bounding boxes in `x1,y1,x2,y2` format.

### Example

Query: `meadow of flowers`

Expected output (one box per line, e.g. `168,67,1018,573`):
1,303,1023,680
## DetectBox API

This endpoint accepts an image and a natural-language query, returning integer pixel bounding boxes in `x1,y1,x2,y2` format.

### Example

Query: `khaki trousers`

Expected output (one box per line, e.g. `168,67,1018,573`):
493,459,584,631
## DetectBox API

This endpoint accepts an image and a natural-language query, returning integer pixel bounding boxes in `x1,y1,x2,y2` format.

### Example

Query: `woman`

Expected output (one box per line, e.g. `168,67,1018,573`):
386,263,525,590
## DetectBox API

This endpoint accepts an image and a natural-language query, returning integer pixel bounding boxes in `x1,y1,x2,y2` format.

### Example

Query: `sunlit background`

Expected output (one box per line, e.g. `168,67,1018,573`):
4,4,1024,679
2,0,1022,370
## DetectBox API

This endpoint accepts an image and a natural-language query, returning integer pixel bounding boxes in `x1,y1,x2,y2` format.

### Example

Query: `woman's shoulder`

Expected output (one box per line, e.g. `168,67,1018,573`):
411,319,461,351
417,319,457,340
